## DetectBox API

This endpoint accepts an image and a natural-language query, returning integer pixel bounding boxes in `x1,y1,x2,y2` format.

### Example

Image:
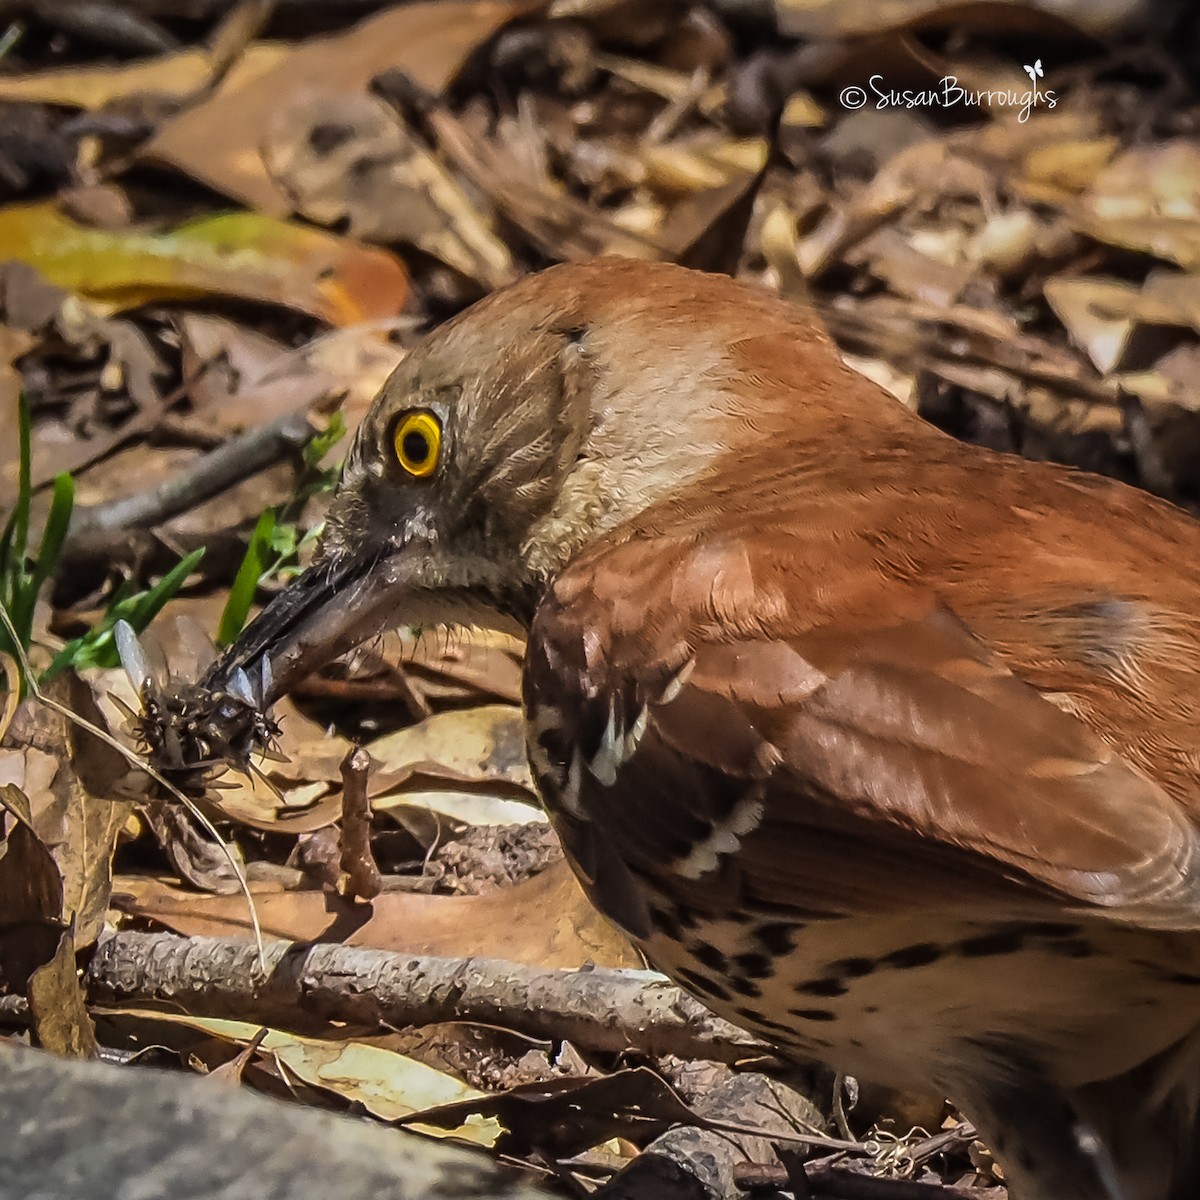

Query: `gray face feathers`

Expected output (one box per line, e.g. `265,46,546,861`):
197,258,839,703
320,292,596,593
318,258,830,604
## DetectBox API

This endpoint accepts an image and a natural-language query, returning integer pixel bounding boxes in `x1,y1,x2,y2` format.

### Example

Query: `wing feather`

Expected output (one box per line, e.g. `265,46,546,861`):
526,595,1200,935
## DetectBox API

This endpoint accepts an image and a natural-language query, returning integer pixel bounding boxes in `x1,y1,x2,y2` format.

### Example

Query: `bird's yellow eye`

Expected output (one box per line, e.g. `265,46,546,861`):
392,410,442,478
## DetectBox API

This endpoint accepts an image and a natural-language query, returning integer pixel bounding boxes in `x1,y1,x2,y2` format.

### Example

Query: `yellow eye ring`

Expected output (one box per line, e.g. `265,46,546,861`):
392,410,442,478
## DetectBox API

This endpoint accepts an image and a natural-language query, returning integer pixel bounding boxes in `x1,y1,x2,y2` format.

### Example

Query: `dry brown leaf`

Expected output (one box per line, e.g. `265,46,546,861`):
217,776,343,836
410,91,664,263
964,209,1067,277
102,1010,501,1143
6,678,131,949
264,95,515,291
376,788,545,828
798,137,985,277
823,292,1116,407
114,858,640,970
1118,344,1200,409
852,226,974,307
0,325,35,449
142,0,531,213
180,313,405,440
0,43,286,110
1017,137,1119,205
0,656,21,746
0,204,409,328
0,742,59,800
390,626,524,705
28,926,98,1059
1045,273,1200,375
775,0,1142,38
367,704,535,797
640,137,767,196
40,757,130,948
1076,142,1200,270
179,315,334,435
0,784,64,992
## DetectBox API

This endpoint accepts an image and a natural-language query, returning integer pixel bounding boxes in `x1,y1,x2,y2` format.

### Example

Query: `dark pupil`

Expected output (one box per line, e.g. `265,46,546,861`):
402,429,430,464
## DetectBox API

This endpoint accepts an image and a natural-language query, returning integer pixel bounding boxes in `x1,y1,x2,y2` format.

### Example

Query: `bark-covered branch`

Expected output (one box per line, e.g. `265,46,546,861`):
87,931,773,1063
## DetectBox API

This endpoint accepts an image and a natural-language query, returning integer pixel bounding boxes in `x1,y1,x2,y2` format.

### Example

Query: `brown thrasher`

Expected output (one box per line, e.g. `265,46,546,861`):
180,259,1200,1200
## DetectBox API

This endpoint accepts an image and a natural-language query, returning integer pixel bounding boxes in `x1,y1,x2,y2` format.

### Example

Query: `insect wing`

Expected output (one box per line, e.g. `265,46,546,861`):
114,620,155,705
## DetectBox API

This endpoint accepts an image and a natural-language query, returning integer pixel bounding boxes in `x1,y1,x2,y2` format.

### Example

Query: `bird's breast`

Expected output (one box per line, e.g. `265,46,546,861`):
637,907,1200,1093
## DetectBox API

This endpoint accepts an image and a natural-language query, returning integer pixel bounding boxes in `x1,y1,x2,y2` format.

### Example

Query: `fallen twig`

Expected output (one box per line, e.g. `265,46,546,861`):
87,931,773,1064
29,367,210,494
338,745,382,901
67,407,314,538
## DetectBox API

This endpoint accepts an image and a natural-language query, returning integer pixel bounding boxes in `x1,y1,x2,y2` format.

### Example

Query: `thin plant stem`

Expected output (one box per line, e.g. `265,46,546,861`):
0,600,266,968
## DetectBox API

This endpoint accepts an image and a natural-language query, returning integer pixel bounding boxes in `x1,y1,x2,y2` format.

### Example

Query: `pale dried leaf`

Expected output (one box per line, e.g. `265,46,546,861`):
0,43,286,109
1077,142,1200,269
114,859,640,969
142,1,529,213
103,1010,501,1144
368,705,534,796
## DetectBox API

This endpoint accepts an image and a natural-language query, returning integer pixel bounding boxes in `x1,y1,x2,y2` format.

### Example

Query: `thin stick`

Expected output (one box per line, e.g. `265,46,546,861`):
67,407,313,537
338,745,382,902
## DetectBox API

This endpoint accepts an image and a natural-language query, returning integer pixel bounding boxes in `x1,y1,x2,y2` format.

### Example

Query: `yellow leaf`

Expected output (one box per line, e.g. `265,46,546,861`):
0,204,408,326
104,1009,502,1144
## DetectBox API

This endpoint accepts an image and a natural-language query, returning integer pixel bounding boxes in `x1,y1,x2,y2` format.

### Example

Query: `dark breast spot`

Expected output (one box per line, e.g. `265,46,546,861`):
830,957,877,978
958,929,1026,957
731,952,775,980
691,941,728,972
796,977,850,997
755,923,800,955
731,977,763,998
1025,922,1083,939
676,967,731,1003
649,905,682,941
789,1007,838,1022
880,943,943,969
759,1017,796,1035
735,1006,793,1036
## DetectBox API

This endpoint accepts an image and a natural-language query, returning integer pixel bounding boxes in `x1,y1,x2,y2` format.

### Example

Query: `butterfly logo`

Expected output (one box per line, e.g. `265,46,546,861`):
1023,59,1043,84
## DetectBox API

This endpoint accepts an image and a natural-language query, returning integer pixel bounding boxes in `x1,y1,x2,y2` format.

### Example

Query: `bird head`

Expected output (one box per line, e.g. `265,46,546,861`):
169,258,871,757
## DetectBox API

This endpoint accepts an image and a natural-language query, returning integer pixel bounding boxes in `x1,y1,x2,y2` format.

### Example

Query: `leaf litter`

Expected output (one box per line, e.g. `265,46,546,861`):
1,0,1198,1193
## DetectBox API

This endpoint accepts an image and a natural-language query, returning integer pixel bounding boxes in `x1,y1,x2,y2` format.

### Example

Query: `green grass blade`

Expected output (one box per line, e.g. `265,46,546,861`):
218,510,275,647
0,395,38,657
31,472,74,596
125,547,206,632
13,393,31,564
40,547,205,681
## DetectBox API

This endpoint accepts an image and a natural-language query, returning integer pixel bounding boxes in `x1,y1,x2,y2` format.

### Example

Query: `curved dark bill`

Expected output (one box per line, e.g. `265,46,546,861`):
159,530,534,778
199,544,407,710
